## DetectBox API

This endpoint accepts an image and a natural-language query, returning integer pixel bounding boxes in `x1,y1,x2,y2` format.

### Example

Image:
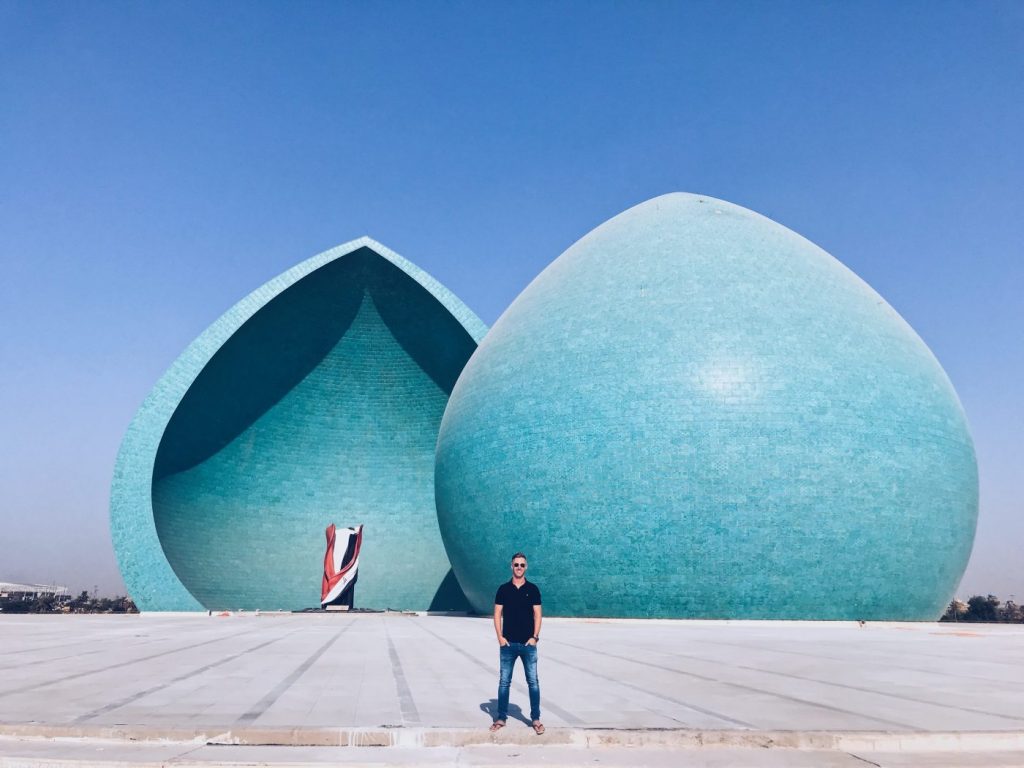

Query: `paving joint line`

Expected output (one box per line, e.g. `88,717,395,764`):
541,648,752,728
549,638,917,731
847,752,883,766
73,626,305,723
686,636,1019,686
657,643,1024,723
0,625,268,699
235,622,353,726
383,617,421,726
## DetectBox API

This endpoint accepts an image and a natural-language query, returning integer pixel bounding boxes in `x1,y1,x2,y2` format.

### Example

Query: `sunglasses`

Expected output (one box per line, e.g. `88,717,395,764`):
512,563,526,568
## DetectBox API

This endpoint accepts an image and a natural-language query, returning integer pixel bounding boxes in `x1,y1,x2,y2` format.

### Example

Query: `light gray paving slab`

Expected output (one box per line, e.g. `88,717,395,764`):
1,613,1023,737
861,752,1024,767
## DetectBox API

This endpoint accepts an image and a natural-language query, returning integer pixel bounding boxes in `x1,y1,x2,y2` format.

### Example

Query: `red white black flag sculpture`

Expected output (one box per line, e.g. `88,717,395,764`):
321,524,363,609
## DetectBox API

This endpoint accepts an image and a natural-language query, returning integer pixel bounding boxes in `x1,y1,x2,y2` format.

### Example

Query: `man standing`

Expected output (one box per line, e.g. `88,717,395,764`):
490,552,544,734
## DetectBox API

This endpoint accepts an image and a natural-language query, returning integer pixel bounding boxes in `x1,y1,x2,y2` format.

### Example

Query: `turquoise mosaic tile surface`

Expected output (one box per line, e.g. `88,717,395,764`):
435,193,978,620
111,239,486,611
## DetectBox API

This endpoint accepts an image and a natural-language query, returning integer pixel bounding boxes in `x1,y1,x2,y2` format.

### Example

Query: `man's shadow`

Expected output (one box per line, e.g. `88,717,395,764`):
480,699,531,726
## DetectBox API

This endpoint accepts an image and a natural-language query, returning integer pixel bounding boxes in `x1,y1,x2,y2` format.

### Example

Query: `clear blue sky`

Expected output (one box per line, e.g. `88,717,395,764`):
1,2,1021,599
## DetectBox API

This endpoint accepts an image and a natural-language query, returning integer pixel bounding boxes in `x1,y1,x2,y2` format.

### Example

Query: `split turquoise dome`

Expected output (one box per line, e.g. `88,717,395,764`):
111,238,486,612
435,193,978,619
112,195,978,619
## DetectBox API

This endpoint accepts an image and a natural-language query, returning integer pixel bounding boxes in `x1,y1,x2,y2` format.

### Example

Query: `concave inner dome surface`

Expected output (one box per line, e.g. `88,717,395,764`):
152,247,477,611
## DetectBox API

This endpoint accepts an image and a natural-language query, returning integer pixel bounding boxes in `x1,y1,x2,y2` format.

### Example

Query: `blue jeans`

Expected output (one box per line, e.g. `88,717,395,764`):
497,642,540,722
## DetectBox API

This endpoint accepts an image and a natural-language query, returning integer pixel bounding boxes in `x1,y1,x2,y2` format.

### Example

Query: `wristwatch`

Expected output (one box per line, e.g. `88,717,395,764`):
531,636,539,642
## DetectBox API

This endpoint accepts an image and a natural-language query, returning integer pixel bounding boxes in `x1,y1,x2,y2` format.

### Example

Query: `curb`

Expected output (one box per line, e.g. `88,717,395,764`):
2,725,1024,752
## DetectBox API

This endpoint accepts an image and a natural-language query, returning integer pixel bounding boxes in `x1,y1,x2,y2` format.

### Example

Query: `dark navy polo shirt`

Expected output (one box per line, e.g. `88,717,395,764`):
495,579,542,643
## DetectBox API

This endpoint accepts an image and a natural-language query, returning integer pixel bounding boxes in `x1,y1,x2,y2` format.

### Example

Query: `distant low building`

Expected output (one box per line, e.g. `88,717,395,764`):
0,581,68,602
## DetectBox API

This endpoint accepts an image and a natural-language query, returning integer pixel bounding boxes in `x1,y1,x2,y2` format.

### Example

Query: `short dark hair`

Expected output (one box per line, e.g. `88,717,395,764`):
511,552,527,564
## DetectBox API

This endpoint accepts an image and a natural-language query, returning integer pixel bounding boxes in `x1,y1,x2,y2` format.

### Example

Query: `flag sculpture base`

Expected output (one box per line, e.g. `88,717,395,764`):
322,524,363,610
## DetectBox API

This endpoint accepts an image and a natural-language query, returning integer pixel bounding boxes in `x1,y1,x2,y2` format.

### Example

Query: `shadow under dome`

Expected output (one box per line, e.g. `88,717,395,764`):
151,246,478,611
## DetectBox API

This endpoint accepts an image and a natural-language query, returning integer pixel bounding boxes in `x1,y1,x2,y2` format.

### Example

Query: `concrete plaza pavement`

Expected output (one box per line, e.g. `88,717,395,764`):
1,613,1023,765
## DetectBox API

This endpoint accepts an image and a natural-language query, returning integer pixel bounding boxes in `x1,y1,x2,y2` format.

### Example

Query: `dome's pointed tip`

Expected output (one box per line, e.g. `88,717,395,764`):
645,191,721,205
617,192,756,224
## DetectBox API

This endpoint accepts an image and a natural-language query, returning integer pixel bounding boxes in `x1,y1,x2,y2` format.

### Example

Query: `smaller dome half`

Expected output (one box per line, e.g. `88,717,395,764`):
111,238,486,611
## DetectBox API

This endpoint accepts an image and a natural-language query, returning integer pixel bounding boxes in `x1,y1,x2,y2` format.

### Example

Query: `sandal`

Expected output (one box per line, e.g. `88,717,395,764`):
532,721,545,735
489,720,506,732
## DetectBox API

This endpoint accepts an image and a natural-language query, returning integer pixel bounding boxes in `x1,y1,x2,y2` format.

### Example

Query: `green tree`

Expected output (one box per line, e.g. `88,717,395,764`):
965,594,1000,622
1000,600,1021,623
70,590,90,612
